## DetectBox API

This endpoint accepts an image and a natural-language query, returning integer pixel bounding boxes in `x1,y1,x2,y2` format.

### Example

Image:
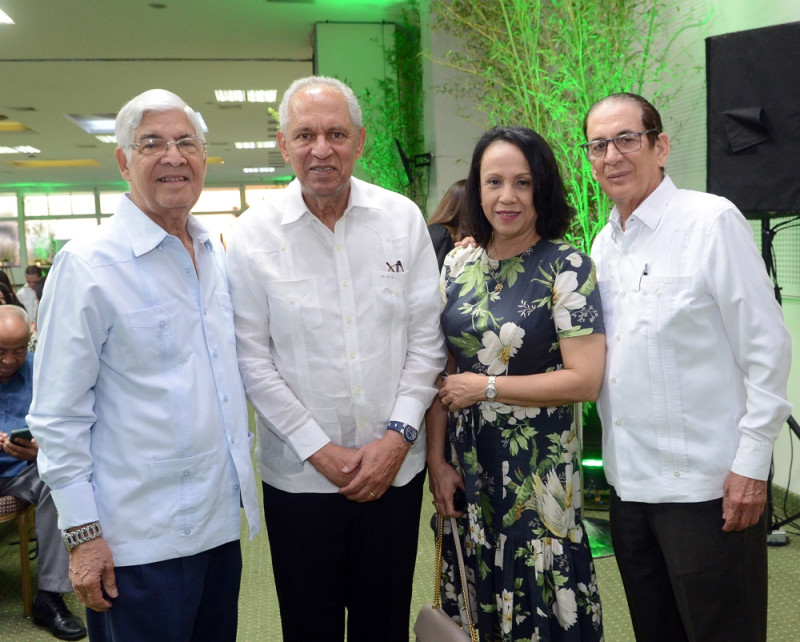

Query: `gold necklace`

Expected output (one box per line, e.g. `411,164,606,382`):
487,257,503,292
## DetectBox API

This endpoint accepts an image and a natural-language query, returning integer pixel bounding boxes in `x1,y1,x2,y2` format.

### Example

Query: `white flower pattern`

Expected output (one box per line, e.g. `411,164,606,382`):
437,240,604,640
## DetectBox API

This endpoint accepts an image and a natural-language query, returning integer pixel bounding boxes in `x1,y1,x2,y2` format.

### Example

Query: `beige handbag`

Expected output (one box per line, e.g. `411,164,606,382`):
413,514,478,642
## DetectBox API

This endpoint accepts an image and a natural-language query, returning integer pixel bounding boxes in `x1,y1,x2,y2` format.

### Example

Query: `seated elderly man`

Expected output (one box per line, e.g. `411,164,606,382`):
0,305,86,640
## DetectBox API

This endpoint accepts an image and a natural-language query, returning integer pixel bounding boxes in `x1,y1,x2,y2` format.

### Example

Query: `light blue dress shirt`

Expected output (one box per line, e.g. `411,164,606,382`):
28,195,260,567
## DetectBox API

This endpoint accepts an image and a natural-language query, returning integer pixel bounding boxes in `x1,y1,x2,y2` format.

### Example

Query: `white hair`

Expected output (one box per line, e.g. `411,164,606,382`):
0,304,31,337
278,76,362,133
115,89,205,161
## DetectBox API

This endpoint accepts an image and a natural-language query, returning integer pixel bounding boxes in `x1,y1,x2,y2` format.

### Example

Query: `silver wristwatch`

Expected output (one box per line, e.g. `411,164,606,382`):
62,521,103,553
484,375,498,400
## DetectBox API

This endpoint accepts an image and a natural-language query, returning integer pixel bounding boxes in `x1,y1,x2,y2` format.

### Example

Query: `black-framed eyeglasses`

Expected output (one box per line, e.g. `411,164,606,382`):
580,129,658,160
129,137,207,157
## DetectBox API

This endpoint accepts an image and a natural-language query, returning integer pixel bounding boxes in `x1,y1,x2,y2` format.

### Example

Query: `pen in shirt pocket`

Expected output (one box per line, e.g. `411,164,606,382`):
638,263,648,290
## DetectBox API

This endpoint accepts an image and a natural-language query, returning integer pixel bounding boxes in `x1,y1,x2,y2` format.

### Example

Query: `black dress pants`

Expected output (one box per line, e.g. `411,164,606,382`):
262,469,425,642
609,486,767,642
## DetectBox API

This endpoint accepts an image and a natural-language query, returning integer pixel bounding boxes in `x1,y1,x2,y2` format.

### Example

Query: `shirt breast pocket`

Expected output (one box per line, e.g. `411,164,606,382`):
125,300,190,371
371,270,409,324
642,276,693,332
265,278,323,332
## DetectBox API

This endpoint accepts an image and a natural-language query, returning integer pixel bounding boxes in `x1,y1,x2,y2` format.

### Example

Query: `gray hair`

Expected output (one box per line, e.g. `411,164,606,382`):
0,304,31,337
278,76,362,133
115,89,205,161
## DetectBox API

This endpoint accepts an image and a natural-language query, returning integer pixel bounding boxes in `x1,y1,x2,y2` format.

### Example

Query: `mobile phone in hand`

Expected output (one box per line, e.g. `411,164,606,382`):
9,427,33,445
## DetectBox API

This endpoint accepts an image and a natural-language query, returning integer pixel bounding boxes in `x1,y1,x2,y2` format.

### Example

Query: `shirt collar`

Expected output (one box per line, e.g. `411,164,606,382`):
117,194,210,256
609,175,677,234
279,177,380,225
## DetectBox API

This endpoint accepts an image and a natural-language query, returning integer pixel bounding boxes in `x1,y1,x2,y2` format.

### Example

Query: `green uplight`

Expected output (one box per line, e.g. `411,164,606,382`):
582,459,604,468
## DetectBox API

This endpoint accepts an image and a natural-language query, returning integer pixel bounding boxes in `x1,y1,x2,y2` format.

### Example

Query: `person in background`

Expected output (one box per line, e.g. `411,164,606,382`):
0,282,25,309
0,305,86,640
584,91,792,642
27,89,260,642
426,125,605,640
427,179,468,270
17,265,43,321
226,75,445,642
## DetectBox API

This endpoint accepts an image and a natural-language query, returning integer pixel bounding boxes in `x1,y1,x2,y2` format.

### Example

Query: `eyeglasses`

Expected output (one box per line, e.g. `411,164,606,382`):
130,137,207,157
580,129,658,160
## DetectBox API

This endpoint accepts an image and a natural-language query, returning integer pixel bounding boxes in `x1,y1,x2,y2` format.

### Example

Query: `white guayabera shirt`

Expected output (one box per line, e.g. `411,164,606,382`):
592,176,792,503
227,177,446,493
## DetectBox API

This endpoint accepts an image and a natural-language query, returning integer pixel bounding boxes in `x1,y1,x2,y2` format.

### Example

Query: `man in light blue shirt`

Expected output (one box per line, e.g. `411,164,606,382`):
28,89,260,642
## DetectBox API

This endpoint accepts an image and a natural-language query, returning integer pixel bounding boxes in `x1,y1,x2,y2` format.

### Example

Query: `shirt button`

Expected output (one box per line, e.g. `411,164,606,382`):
342,280,349,287
234,484,240,491
223,394,229,402
212,349,219,358
614,419,622,425
354,387,362,395
674,471,681,477
184,529,191,535
159,320,166,328
615,334,621,341
183,471,190,477
349,351,356,359
346,315,353,323
610,377,617,383
335,244,342,251
620,290,626,297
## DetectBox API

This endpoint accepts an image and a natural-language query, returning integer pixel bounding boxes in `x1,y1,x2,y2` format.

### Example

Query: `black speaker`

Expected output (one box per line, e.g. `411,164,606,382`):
706,22,800,216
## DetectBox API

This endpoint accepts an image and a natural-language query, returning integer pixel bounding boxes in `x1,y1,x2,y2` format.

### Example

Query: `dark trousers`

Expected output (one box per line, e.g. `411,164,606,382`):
86,540,242,642
609,486,767,642
262,469,426,642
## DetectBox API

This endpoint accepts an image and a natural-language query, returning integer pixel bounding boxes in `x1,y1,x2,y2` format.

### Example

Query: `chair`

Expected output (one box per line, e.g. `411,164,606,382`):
0,494,36,616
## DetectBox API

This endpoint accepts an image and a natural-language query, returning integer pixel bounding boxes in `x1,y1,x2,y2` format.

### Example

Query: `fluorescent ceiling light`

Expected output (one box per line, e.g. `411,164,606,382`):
0,145,41,154
243,167,276,174
0,10,14,24
95,135,117,144
67,113,206,135
215,89,277,103
234,141,276,149
0,121,30,132
9,159,101,168
246,90,277,103
215,90,246,102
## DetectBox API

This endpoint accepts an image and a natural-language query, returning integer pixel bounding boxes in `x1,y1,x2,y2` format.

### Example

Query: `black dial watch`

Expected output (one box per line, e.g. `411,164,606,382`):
386,421,418,444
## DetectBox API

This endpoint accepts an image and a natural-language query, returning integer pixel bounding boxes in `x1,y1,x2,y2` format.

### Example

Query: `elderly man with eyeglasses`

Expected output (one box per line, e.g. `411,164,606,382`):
584,92,792,642
27,89,260,642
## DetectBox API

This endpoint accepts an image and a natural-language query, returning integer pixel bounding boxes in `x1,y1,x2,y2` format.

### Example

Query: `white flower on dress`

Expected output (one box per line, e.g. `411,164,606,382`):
476,322,525,375
499,589,514,634
512,405,542,421
480,400,514,423
553,586,578,629
565,252,583,268
494,532,507,567
501,461,511,499
552,271,587,332
560,429,580,463
532,465,576,538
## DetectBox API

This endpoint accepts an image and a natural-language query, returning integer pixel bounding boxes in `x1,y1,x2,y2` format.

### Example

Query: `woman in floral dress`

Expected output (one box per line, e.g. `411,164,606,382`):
425,126,605,641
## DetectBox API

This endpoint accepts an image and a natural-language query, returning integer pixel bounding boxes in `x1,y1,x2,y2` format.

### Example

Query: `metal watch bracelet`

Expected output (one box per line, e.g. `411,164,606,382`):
62,521,102,553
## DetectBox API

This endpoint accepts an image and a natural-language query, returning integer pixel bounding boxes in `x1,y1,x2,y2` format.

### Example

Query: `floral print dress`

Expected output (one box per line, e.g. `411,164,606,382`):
438,240,604,642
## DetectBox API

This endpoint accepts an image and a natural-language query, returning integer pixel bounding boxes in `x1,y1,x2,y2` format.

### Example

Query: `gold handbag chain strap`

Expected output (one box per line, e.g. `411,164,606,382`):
432,513,479,642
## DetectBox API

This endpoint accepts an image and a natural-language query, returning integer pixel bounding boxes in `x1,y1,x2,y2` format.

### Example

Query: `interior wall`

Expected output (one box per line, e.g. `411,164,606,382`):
422,0,800,493
656,0,800,496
